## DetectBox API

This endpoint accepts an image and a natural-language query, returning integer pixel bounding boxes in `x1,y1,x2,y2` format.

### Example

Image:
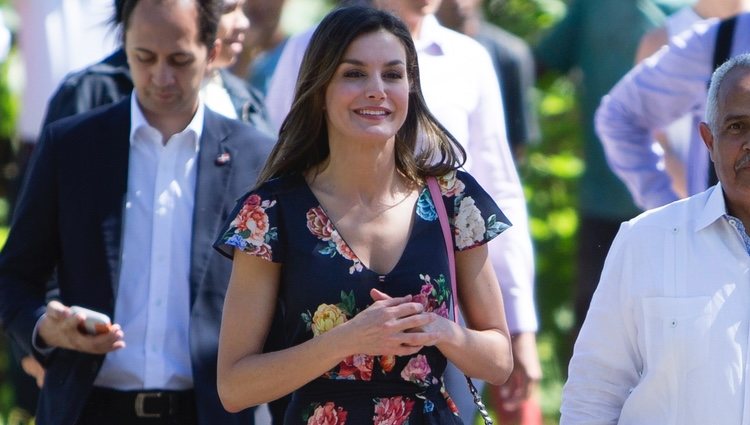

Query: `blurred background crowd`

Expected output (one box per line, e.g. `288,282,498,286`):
0,0,723,423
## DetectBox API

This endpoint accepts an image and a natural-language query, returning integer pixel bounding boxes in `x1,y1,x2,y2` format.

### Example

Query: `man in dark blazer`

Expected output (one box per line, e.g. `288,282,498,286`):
0,0,273,424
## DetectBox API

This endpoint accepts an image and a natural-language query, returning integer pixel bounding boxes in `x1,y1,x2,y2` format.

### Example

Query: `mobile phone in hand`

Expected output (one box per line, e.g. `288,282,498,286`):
70,306,112,335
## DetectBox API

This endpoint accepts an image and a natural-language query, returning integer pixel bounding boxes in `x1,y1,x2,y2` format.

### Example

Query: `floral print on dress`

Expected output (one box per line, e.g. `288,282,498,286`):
482,212,509,241
307,206,364,274
302,291,375,381
213,170,507,424
307,303,348,336
337,354,374,380
436,171,466,198
454,196,487,250
435,170,510,250
222,193,277,260
305,401,348,425
400,354,437,387
302,290,355,335
416,189,437,221
379,355,396,373
413,274,450,318
373,396,415,425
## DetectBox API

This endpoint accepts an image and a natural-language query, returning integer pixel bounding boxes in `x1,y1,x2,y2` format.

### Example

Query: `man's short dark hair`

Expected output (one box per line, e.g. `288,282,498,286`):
117,0,221,48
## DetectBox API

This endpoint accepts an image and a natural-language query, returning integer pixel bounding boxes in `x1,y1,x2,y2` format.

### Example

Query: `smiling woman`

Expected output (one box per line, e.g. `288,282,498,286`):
323,29,410,150
213,5,515,425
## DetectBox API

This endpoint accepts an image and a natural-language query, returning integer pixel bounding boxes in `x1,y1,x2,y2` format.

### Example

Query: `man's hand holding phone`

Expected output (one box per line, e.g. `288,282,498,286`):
38,300,125,354
70,305,113,335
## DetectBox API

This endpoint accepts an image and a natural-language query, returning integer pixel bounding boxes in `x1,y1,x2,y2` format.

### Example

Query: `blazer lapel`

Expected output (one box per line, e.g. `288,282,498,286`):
100,99,131,300
189,109,234,304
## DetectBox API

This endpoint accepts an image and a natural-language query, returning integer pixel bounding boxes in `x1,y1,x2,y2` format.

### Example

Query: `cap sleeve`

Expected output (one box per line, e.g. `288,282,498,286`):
440,170,511,251
213,182,283,262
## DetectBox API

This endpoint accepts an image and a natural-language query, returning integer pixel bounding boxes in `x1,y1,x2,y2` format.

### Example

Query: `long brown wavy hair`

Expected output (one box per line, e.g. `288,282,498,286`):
256,6,466,186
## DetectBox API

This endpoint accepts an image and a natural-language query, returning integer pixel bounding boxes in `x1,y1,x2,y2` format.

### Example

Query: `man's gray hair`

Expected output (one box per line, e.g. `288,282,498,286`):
706,53,750,133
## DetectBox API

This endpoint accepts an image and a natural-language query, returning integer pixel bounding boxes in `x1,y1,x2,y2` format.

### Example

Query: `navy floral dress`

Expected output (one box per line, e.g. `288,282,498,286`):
215,170,509,425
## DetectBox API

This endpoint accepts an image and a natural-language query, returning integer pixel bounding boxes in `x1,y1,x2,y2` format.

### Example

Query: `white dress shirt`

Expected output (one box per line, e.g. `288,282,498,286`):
93,94,203,390
561,184,750,424
265,15,537,334
595,13,750,210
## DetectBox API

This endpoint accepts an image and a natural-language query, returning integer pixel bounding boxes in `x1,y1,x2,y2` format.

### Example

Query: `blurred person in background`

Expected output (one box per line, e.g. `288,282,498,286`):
0,9,9,62
436,1,542,422
632,0,750,200
8,0,117,215
436,0,540,162
231,0,288,95
597,3,750,213
199,0,274,135
43,0,271,133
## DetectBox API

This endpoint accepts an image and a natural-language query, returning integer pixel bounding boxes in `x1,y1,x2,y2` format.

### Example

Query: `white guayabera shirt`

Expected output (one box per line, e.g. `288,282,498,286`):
562,184,750,425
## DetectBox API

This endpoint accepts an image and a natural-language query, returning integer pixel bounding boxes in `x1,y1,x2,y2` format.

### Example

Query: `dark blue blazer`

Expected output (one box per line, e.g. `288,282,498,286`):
0,97,274,425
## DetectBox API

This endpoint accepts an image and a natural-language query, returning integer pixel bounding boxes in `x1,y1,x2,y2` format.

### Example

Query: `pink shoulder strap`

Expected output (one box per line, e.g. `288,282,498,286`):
426,176,459,323
427,176,495,425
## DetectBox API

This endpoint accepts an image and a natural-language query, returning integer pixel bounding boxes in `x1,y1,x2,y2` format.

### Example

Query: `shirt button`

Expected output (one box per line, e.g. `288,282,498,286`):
670,319,677,328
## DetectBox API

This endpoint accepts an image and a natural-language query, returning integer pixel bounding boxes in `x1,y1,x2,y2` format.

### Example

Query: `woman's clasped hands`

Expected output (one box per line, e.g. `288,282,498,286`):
332,288,450,358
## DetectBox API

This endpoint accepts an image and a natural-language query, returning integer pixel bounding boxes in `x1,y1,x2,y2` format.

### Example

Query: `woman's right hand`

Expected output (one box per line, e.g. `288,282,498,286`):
334,288,438,357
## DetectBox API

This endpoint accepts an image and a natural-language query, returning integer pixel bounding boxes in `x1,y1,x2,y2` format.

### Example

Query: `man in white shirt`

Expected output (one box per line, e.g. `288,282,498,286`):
266,0,540,421
562,53,750,425
0,0,273,424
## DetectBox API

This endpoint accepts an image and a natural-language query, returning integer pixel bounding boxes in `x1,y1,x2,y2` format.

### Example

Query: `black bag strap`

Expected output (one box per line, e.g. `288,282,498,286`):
706,16,738,187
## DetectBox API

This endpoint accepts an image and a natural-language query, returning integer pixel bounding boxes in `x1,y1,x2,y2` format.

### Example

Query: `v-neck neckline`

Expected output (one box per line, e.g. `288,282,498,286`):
299,175,427,277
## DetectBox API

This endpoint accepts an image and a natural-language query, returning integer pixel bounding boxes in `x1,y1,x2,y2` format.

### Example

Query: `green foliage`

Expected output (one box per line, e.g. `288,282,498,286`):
0,58,18,142
518,81,581,423
485,0,568,42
